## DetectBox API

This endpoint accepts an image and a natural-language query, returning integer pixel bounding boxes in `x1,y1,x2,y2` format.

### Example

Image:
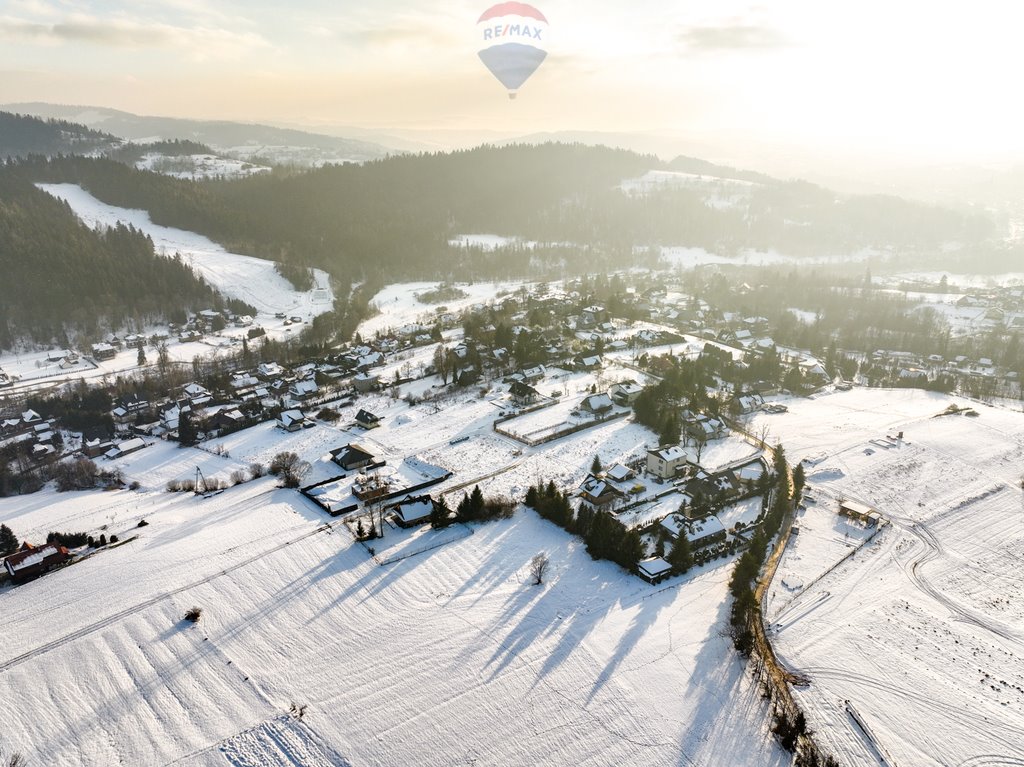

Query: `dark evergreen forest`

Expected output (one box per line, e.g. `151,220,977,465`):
0,112,119,158
20,143,993,287
0,168,216,348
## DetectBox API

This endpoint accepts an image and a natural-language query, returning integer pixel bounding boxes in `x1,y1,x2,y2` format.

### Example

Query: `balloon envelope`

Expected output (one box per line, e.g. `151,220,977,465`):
477,3,548,94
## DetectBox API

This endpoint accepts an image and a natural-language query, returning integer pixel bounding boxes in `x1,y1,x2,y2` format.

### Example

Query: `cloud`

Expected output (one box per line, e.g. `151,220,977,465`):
0,14,271,60
679,21,789,52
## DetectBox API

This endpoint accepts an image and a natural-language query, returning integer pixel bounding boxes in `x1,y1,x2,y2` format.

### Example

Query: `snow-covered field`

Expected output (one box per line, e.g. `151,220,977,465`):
135,153,271,180
756,388,1024,766
37,184,334,323
0,437,787,766
358,280,529,337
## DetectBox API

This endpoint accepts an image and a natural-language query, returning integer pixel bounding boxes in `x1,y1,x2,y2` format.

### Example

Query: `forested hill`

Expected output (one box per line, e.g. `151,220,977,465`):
19,143,995,286
0,112,120,158
0,168,216,349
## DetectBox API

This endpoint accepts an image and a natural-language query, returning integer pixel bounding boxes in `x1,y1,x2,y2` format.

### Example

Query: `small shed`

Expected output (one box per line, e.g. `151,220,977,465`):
839,500,880,526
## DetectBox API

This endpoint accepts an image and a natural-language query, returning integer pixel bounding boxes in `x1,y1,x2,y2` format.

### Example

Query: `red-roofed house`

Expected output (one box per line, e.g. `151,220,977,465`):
4,542,71,583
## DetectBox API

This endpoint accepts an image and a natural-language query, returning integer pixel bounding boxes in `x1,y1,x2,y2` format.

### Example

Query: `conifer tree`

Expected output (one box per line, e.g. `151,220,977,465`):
667,533,692,573
0,523,18,556
430,497,451,529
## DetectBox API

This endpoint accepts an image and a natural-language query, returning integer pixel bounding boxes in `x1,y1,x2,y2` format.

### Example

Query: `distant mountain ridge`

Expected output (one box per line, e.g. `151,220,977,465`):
0,111,121,159
2,103,396,165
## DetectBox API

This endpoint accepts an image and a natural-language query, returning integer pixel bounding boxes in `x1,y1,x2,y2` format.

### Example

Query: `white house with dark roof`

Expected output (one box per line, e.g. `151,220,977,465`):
647,445,691,479
277,409,307,432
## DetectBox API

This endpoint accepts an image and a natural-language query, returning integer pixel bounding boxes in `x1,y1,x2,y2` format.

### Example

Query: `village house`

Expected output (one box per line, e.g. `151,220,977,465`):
661,514,727,549
353,372,380,393
637,557,673,585
578,474,625,508
83,436,115,459
331,443,377,471
289,378,319,402
647,445,690,480
207,408,245,435
732,393,765,415
257,362,284,379
521,365,546,383
104,437,147,460
839,500,881,526
4,542,71,583
605,463,636,483
356,409,382,430
390,495,439,528
91,342,118,361
609,381,643,406
684,413,727,443
580,392,614,416
277,409,308,433
574,354,602,372
509,380,540,406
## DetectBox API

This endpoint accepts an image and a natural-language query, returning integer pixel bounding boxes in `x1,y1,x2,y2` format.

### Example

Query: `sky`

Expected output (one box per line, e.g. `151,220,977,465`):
1,0,1023,167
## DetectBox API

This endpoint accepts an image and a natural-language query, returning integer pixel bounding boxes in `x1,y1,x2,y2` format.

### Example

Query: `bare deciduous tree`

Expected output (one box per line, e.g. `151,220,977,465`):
529,552,550,585
269,452,311,488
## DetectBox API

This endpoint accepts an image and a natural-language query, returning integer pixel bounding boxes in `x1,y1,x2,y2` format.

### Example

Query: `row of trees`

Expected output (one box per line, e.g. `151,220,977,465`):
524,482,644,573
727,445,793,655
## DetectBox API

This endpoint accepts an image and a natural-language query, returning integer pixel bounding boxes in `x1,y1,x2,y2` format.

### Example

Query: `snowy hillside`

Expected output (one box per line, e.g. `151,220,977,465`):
37,184,333,322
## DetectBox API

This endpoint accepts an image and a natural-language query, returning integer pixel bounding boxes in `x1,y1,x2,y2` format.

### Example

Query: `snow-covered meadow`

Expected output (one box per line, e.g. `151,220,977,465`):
0,443,788,767
755,388,1024,766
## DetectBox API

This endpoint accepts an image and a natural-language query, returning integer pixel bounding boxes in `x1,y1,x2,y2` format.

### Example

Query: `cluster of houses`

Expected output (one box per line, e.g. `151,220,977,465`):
865,348,1019,388
0,409,60,463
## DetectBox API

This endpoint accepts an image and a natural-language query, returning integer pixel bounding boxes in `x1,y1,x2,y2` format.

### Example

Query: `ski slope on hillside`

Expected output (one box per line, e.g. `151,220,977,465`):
37,184,334,321
753,389,1024,766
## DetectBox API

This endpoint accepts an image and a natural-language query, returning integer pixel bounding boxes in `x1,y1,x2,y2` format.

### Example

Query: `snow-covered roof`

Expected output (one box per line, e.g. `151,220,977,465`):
686,515,726,543
392,497,434,525
650,445,687,462
290,379,318,395
638,557,672,578
605,463,634,482
279,409,305,427
5,544,65,571
582,393,613,411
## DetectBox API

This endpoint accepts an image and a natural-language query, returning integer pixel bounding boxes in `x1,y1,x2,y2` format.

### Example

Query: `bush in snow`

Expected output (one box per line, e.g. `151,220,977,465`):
184,606,203,623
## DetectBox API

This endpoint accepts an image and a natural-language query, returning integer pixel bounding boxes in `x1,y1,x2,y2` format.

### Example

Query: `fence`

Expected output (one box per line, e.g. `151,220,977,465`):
495,409,630,447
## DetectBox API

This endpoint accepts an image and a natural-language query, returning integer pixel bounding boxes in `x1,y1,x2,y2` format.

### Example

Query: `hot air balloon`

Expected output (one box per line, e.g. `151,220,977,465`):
477,3,548,99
